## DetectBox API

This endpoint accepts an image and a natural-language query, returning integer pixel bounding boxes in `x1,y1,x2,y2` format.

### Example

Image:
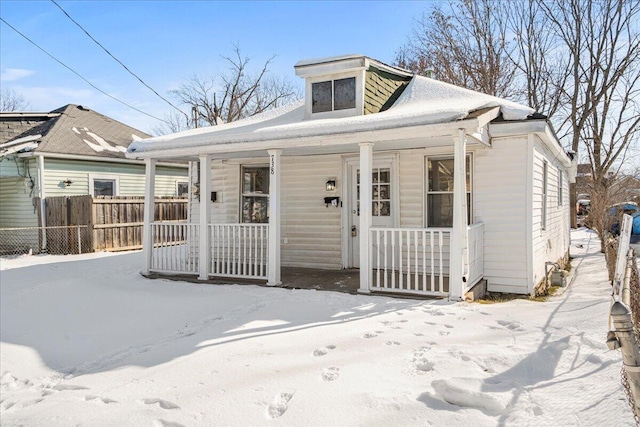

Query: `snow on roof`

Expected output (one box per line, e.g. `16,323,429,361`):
128,75,535,156
294,54,364,68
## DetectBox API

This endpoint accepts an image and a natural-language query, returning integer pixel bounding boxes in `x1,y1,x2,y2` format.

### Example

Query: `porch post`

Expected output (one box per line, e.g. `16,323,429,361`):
142,158,156,275
449,129,469,300
359,142,373,293
198,155,212,280
267,149,282,286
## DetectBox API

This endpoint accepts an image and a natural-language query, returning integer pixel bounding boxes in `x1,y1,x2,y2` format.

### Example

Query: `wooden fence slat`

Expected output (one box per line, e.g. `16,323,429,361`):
43,195,187,253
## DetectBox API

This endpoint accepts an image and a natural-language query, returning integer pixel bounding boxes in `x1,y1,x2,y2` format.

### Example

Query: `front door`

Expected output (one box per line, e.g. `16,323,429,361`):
347,157,395,268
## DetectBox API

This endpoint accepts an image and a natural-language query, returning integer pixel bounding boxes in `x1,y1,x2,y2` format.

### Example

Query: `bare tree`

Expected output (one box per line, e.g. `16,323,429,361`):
154,46,299,135
395,0,517,98
0,88,29,111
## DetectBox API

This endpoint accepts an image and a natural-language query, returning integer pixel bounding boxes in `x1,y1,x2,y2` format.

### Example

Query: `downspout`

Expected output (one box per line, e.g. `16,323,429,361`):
37,154,47,250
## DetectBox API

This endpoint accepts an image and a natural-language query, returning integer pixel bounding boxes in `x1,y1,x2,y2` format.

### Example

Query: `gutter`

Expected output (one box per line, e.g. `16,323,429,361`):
18,151,186,168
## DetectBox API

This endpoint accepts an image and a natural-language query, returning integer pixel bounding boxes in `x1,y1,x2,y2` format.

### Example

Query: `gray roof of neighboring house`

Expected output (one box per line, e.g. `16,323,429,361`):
1,104,150,159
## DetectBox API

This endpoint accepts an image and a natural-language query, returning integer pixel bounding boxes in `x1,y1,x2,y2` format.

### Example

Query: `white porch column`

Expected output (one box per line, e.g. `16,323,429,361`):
358,142,373,293
449,129,469,300
267,149,282,286
142,158,156,275
198,155,212,280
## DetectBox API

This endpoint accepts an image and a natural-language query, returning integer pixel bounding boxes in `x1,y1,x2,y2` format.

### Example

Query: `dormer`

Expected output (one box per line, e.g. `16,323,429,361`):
294,54,413,120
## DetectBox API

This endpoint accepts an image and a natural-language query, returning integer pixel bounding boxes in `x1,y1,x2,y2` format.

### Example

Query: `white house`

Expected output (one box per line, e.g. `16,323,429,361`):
127,55,575,299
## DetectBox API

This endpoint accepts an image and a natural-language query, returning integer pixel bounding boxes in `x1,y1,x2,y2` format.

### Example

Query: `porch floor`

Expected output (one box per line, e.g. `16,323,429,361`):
145,268,448,299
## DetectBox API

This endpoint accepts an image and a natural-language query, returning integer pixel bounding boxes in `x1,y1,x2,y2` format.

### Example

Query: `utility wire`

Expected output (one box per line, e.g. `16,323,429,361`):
50,0,188,121
0,17,169,124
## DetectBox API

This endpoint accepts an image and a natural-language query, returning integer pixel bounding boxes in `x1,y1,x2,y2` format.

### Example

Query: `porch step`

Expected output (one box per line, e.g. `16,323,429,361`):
464,279,487,302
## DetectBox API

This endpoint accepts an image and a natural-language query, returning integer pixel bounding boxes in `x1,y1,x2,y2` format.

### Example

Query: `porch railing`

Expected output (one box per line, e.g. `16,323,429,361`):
465,222,485,291
370,228,451,296
208,224,269,279
150,222,199,274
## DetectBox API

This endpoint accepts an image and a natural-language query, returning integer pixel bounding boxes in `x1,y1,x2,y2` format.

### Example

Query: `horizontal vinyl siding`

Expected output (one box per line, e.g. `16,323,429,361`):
43,158,187,197
0,177,39,228
474,137,529,294
531,136,570,288
398,150,424,228
281,155,342,269
193,156,343,269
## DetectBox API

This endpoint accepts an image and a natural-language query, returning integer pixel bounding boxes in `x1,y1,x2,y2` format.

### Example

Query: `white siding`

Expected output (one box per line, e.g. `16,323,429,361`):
398,150,424,228
195,155,343,269
0,177,38,228
531,136,570,289
473,137,530,294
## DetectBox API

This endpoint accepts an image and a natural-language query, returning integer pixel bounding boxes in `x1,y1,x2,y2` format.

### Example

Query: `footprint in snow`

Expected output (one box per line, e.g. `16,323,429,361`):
266,391,295,419
153,420,186,427
85,395,118,404
439,331,450,336
53,384,89,391
363,332,378,338
386,341,401,346
444,324,454,329
496,320,524,331
321,367,340,382
143,398,180,410
313,345,336,356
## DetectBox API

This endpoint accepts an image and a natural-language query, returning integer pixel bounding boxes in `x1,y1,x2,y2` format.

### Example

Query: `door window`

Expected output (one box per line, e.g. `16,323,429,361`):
357,168,391,216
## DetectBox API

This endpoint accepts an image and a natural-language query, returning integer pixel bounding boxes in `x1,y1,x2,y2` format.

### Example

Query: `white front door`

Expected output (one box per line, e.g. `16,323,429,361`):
347,157,396,268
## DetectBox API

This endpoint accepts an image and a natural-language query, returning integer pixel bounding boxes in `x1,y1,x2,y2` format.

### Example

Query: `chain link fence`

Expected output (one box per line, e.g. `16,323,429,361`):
0,226,90,256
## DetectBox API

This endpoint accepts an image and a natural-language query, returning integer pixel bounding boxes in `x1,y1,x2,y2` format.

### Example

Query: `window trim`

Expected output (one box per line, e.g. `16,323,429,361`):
240,164,270,223
425,154,473,228
542,161,548,230
305,71,364,119
557,167,563,207
89,173,119,197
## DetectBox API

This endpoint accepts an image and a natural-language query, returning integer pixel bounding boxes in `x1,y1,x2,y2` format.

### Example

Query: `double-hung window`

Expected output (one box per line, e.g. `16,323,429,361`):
241,166,269,223
426,156,471,227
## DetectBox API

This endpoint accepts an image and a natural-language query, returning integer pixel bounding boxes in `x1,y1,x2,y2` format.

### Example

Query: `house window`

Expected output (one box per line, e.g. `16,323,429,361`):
241,166,269,223
312,77,356,113
542,161,548,230
177,181,189,197
90,175,119,197
557,167,563,206
426,156,471,227
357,168,392,217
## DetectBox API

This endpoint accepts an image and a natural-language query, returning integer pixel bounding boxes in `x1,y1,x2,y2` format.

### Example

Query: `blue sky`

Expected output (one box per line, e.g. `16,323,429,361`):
0,1,430,133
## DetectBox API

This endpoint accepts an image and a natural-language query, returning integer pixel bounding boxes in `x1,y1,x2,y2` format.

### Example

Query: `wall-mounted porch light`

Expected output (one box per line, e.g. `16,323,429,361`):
326,178,336,192
63,179,73,187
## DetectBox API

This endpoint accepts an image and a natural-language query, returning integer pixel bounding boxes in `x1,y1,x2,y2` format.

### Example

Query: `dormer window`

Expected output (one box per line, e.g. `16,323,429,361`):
312,77,356,113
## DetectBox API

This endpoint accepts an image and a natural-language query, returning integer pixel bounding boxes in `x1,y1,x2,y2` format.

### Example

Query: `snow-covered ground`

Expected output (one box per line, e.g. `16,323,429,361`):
0,229,634,426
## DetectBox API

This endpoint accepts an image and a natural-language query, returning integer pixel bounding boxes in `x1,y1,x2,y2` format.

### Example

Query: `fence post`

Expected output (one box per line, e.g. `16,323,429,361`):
608,301,640,418
77,226,82,254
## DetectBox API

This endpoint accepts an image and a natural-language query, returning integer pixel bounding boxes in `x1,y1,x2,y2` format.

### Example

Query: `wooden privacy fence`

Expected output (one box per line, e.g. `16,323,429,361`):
41,195,188,252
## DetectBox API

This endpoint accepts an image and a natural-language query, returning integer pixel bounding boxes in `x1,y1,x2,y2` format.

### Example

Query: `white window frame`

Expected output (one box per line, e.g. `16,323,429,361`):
89,173,119,197
425,154,473,228
557,167,563,206
305,71,364,119
240,164,270,223
542,161,548,230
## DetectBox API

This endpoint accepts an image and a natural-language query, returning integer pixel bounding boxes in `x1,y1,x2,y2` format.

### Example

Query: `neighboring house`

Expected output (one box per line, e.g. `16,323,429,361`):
127,55,575,299
0,104,188,231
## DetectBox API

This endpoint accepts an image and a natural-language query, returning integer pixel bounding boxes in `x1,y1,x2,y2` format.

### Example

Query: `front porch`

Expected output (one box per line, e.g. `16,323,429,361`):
143,220,483,299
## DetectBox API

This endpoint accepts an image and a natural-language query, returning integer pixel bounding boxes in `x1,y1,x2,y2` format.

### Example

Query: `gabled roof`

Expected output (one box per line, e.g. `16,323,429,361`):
1,104,150,159
127,73,534,157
